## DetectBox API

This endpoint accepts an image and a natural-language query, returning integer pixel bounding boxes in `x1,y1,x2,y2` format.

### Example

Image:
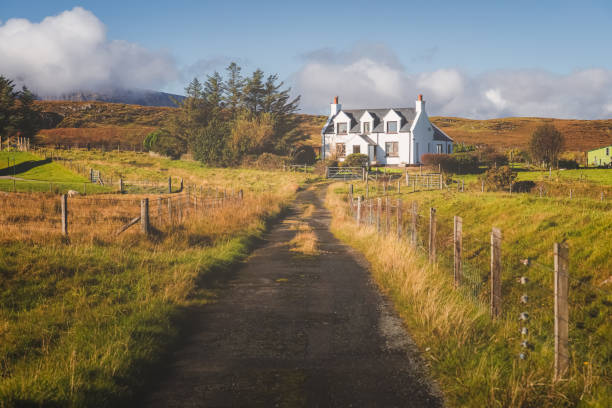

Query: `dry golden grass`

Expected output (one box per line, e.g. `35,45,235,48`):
325,183,606,407
0,191,275,246
288,222,319,256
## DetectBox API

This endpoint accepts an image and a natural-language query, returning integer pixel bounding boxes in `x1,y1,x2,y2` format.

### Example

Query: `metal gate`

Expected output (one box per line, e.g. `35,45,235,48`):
326,167,364,180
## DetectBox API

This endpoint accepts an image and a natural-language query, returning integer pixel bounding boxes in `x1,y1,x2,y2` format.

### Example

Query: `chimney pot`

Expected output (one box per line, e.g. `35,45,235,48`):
418,94,423,101
334,96,339,104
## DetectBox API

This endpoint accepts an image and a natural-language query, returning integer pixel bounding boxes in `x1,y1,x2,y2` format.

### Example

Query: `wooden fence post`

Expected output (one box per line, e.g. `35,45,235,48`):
377,198,381,233
119,178,123,193
362,167,366,181
141,198,150,235
357,196,362,225
61,194,68,236
168,177,172,194
396,199,402,238
554,242,569,381
454,216,463,288
429,207,436,263
490,227,502,318
397,180,400,194
481,179,485,193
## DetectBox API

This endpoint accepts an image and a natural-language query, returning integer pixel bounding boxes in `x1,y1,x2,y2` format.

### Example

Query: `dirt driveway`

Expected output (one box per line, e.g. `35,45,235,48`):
144,184,442,407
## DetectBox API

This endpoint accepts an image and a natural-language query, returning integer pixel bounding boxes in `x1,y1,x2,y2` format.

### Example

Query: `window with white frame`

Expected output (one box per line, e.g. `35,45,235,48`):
353,145,360,154
386,121,398,133
336,143,346,157
436,144,443,154
385,141,399,157
337,122,347,135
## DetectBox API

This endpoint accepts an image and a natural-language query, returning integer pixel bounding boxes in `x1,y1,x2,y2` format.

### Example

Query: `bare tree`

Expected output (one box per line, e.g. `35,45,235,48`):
529,124,564,167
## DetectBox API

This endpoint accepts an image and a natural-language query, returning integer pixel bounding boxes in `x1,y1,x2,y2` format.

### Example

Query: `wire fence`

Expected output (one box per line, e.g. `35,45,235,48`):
345,187,611,383
0,188,244,242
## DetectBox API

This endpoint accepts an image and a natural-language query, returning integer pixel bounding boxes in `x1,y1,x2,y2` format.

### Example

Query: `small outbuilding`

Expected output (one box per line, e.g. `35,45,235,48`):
587,145,612,166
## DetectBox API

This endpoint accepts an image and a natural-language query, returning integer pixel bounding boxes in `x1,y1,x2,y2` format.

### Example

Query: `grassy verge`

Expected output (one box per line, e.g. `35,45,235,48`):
0,153,309,406
326,183,612,407
0,151,111,194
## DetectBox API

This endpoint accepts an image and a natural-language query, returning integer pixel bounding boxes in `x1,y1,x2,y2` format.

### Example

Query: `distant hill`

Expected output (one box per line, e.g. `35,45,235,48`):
38,89,185,108
299,115,612,154
33,101,612,155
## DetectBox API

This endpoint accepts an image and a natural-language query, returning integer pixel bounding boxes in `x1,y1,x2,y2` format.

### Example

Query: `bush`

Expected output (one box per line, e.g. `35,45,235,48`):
143,129,186,159
483,166,516,191
253,153,290,170
558,159,580,169
342,153,369,168
421,153,480,174
313,160,336,176
453,153,481,174
512,180,536,193
421,154,455,173
292,145,316,165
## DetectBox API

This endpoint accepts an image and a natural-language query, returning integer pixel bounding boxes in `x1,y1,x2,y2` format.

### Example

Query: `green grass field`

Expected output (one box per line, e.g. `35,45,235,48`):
0,149,311,406
330,181,612,407
0,151,111,193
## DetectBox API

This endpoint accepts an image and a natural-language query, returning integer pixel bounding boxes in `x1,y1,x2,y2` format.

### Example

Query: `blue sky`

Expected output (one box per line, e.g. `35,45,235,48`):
2,1,612,117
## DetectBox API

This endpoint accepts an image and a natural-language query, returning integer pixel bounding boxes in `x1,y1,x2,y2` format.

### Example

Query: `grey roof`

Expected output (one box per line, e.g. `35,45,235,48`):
322,108,416,134
432,125,453,142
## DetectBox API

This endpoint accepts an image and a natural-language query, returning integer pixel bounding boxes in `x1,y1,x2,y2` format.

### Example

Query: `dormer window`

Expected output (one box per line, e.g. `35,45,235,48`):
387,121,398,133
363,122,370,134
337,122,348,135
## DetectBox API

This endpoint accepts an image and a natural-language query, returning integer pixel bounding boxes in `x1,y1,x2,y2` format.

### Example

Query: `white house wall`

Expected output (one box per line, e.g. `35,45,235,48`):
409,110,434,164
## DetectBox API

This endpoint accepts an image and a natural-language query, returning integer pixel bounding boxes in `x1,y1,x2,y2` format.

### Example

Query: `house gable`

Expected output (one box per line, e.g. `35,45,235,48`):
382,110,402,134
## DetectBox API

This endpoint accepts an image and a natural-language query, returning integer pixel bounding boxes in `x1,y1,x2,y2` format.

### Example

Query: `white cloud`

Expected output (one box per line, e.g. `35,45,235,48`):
293,46,612,119
0,7,178,96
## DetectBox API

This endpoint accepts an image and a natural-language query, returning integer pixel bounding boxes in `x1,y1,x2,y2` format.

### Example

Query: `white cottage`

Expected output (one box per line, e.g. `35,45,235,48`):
321,95,453,165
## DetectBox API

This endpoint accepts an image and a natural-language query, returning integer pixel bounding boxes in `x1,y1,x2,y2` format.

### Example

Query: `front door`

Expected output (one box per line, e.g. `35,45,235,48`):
368,145,376,164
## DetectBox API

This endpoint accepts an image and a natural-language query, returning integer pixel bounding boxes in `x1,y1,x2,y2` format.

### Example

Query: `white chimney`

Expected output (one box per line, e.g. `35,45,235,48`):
330,96,341,116
416,94,426,113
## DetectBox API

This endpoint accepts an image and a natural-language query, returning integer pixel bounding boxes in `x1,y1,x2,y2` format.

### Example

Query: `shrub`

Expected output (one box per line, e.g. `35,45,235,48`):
558,159,580,169
143,129,186,159
342,153,369,168
421,154,456,173
453,153,481,174
512,180,536,193
483,165,516,191
313,159,339,176
253,153,290,170
292,145,316,165
421,153,480,174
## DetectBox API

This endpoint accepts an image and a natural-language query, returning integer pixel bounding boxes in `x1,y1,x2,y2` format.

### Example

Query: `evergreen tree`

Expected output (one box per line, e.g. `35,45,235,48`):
191,117,231,166
242,69,265,114
224,62,244,116
16,86,40,140
203,71,225,111
0,76,18,138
